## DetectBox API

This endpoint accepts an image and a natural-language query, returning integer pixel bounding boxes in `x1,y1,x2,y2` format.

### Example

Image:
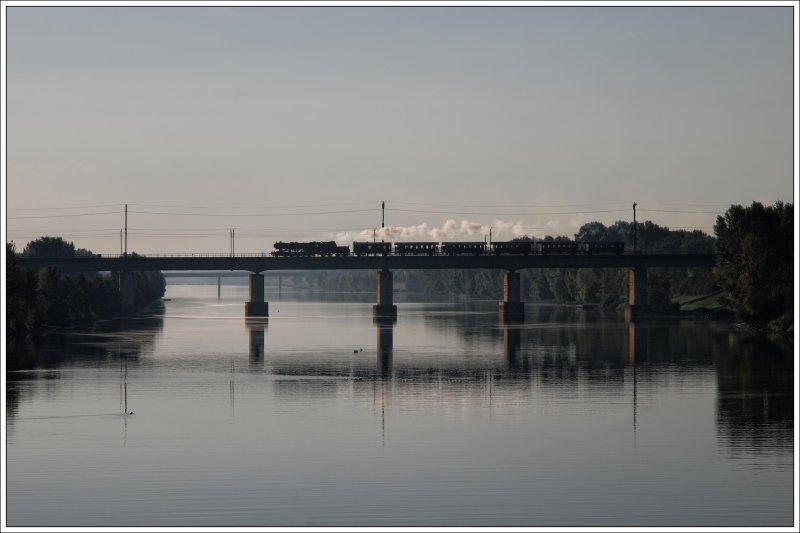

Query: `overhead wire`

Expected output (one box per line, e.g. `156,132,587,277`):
6,203,123,211
390,208,631,216
128,201,380,209
6,200,720,249
7,211,122,219
638,209,723,214
387,200,632,208
128,208,379,217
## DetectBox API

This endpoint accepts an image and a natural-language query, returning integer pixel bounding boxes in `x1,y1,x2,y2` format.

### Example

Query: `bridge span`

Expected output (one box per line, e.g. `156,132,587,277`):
17,253,717,321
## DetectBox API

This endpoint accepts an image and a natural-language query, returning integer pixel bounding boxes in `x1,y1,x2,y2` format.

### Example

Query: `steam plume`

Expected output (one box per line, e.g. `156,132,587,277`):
334,219,528,244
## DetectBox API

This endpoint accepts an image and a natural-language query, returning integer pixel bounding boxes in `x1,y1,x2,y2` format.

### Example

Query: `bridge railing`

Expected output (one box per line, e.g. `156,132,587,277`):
95,253,273,258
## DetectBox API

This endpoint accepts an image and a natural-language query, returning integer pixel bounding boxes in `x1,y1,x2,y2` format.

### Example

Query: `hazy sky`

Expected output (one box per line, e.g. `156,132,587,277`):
4,4,796,254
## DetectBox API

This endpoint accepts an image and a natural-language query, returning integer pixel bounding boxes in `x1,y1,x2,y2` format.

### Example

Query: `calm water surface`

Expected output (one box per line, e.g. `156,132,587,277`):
6,284,795,527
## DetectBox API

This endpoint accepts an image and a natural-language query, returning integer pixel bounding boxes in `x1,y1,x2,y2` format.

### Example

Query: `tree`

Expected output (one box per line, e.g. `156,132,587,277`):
22,236,76,258
714,201,793,329
8,237,164,338
6,242,37,338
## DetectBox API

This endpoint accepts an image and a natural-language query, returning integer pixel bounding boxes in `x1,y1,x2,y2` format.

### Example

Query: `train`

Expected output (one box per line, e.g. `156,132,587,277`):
271,240,625,257
272,241,350,257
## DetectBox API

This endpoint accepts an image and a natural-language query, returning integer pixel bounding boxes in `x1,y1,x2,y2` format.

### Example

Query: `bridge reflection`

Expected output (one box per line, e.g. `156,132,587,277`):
7,303,793,454
242,309,656,383
247,314,790,453
243,317,398,378
246,318,267,368
376,319,394,379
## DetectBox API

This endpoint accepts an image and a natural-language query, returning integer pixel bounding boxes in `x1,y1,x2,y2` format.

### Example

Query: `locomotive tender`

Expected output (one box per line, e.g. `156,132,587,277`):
272,240,625,257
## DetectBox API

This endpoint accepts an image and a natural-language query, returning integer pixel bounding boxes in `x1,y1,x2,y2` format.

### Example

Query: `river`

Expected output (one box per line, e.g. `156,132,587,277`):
5,283,795,527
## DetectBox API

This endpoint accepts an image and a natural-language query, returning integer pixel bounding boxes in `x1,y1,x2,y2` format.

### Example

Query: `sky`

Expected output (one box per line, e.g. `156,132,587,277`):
3,3,797,255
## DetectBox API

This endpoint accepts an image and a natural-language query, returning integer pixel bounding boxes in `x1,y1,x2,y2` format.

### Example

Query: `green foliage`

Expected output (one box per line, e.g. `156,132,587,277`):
519,221,716,307
7,238,164,341
121,253,167,303
714,201,793,327
414,269,502,300
22,236,76,258
646,273,672,308
6,242,37,338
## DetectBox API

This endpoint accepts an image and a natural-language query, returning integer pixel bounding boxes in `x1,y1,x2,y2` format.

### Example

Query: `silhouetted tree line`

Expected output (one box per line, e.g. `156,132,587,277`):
714,201,793,334
6,236,166,340
305,220,718,307
408,220,717,307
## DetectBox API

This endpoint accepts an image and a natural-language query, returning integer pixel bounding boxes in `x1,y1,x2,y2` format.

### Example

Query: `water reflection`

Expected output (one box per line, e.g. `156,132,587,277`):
245,318,267,368
502,323,522,370
715,333,794,452
6,301,793,460
6,305,165,432
256,306,792,454
375,319,394,379
6,295,794,527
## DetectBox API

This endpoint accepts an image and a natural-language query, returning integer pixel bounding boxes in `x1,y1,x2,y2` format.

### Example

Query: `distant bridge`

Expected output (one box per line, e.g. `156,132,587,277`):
17,253,717,321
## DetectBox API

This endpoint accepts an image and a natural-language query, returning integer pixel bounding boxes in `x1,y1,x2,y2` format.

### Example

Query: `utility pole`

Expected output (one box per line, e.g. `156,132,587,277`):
381,201,385,242
120,229,123,256
632,202,637,252
124,204,128,256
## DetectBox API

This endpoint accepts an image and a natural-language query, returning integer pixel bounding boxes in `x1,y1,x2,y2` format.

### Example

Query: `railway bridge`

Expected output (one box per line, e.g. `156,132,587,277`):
17,253,717,321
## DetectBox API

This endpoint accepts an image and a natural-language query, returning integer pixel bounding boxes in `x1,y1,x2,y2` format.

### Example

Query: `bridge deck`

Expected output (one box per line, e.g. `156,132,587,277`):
18,253,717,273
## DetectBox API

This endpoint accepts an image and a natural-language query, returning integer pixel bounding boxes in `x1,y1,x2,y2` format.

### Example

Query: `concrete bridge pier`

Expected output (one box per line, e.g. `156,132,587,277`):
625,266,648,321
373,269,397,320
499,270,524,322
245,272,269,317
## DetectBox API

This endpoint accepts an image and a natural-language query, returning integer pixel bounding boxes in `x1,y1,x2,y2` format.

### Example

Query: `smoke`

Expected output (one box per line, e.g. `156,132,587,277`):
334,219,529,244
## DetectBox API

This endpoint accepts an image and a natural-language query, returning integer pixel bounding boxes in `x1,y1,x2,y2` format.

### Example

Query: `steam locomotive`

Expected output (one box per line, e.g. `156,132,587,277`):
272,241,350,257
271,240,624,257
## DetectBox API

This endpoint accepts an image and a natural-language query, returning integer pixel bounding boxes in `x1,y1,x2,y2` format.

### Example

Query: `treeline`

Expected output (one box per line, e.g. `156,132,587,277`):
525,220,717,308
6,236,166,340
714,201,793,334
309,219,717,307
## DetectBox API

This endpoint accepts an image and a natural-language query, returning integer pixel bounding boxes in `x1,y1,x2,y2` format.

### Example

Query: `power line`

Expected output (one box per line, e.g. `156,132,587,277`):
390,208,631,216
388,200,736,208
637,202,733,207
7,203,122,211
7,210,121,219
5,227,120,233
128,201,379,209
638,209,722,214
6,226,381,235
5,200,738,212
128,208,379,217
388,200,632,208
